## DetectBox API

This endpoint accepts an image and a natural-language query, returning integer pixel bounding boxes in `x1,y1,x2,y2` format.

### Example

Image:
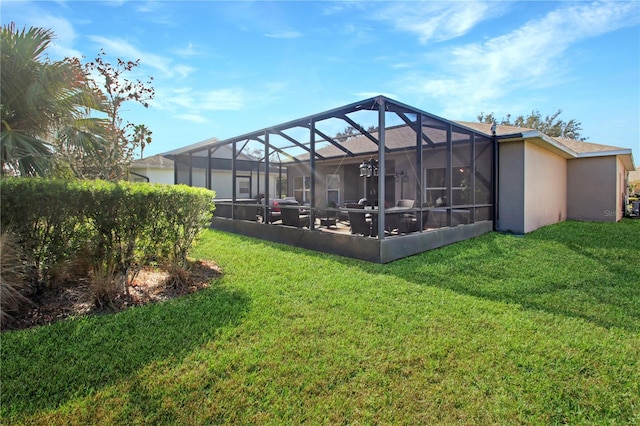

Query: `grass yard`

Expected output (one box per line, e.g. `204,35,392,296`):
2,220,639,424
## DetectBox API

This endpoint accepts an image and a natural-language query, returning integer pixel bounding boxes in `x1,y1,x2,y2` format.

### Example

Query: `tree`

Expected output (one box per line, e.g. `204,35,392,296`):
1,23,105,176
1,23,154,180
477,109,586,140
133,124,152,158
335,125,379,142
75,50,155,180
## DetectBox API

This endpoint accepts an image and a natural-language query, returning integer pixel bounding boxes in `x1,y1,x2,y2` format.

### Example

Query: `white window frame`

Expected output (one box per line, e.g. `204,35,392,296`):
424,167,446,207
236,176,251,198
293,175,311,203
326,174,340,206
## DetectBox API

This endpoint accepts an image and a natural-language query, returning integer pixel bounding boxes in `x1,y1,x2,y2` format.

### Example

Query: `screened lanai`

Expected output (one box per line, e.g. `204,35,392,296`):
166,96,495,263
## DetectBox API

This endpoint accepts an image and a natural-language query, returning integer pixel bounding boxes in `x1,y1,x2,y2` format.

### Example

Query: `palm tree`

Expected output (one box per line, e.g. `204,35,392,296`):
1,23,105,176
132,124,152,158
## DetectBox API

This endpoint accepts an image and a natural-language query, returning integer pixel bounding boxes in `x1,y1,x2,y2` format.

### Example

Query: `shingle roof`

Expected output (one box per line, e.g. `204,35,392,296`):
552,137,626,154
453,121,535,136
131,154,174,169
455,121,630,155
297,123,494,161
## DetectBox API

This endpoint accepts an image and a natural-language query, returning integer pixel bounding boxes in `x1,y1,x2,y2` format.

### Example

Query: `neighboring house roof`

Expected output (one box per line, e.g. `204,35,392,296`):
163,136,257,161
164,137,220,156
131,154,174,169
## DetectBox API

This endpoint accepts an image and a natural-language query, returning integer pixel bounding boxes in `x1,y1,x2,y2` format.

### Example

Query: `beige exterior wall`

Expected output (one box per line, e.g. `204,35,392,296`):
616,157,625,221
129,167,174,185
523,141,567,233
498,140,568,234
498,141,525,233
567,156,617,222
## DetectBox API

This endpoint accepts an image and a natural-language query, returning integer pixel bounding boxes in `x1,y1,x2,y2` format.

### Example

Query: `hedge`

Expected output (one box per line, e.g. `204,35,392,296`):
0,178,215,288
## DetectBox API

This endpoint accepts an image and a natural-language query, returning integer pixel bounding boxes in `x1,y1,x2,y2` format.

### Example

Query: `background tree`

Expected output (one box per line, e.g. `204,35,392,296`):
477,109,586,141
76,50,155,180
133,124,152,158
335,125,379,142
1,23,105,176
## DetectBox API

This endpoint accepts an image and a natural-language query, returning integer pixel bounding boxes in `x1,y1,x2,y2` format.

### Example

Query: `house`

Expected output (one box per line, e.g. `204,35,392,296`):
163,136,283,200
131,138,268,199
164,96,635,262
129,154,174,184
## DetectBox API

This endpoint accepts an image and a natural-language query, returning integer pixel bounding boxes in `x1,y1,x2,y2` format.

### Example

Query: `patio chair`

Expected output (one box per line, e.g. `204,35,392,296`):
396,199,415,208
398,210,430,234
382,199,416,233
319,201,339,228
280,204,311,228
347,204,376,237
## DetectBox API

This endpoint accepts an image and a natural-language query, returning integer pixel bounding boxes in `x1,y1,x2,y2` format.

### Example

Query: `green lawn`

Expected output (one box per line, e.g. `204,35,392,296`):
2,220,639,425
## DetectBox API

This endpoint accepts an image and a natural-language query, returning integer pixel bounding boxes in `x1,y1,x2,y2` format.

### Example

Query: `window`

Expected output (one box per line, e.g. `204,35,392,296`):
424,168,446,207
326,174,340,206
274,177,287,198
423,167,472,207
452,167,471,206
236,176,250,198
293,176,311,203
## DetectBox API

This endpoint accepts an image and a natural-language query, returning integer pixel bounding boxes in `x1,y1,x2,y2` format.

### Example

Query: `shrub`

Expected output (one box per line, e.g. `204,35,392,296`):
0,178,215,303
0,179,92,288
0,230,30,327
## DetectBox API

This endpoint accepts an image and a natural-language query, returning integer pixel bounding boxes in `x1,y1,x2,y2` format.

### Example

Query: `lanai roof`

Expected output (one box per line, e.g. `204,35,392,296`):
162,95,634,171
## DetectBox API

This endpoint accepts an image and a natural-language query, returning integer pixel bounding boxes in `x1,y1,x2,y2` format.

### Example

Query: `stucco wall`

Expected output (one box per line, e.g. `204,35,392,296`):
523,141,567,233
129,167,174,185
567,156,617,222
498,141,525,233
616,157,625,221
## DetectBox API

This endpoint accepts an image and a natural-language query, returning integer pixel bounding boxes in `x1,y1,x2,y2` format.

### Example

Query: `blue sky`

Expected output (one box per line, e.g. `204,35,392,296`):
2,1,639,161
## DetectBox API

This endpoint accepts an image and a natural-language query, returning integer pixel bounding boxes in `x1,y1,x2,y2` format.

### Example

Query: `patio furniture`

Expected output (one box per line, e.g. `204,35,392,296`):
392,200,417,233
347,204,375,236
319,201,339,228
280,201,310,228
398,210,430,234
396,199,415,208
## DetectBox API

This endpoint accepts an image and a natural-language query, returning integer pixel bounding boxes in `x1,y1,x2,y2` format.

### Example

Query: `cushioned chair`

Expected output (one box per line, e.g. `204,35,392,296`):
280,203,310,228
387,199,416,233
396,199,415,208
348,211,372,236
398,210,430,234
346,204,374,236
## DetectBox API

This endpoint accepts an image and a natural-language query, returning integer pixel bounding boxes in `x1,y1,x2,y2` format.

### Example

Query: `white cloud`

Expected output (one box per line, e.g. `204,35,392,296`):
176,113,209,124
264,31,303,39
354,92,399,101
14,13,83,60
88,35,192,79
172,42,205,58
201,89,245,111
153,86,244,115
372,1,494,44
402,1,640,117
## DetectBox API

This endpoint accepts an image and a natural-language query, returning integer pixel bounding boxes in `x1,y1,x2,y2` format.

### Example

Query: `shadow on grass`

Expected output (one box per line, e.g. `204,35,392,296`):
0,281,250,419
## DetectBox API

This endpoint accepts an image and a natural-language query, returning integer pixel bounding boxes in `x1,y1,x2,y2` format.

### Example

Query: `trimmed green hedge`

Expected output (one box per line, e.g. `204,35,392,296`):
0,178,215,286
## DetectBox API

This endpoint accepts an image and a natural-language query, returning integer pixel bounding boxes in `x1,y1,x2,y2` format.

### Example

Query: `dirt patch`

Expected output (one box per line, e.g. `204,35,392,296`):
4,260,221,331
